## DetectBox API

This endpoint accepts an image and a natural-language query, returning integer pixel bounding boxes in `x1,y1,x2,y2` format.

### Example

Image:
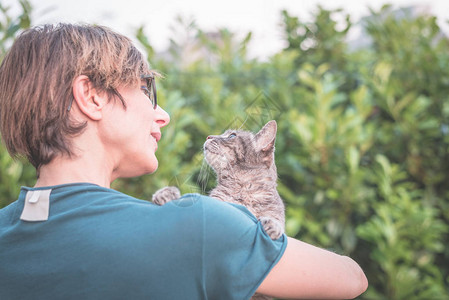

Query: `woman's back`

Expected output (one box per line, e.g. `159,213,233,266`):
0,184,286,300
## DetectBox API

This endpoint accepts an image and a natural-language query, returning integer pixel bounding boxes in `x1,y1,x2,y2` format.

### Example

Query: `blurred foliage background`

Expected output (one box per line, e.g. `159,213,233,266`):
1,1,448,299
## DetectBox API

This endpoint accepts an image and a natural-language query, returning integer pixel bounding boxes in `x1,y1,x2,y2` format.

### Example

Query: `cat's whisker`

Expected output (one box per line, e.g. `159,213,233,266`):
197,152,213,194
196,159,205,184
198,159,210,193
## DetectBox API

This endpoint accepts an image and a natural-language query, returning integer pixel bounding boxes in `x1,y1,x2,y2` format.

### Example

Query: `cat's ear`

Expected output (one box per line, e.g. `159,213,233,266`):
255,120,277,151
255,120,277,159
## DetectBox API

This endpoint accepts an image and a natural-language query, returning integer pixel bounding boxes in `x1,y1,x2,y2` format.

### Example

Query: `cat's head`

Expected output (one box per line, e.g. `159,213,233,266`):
203,120,277,175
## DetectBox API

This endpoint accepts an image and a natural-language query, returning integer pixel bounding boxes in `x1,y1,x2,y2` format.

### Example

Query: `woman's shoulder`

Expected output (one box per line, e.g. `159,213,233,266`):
169,193,258,222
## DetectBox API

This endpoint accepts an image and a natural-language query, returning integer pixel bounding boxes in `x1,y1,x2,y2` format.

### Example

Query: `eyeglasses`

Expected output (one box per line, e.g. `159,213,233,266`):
67,74,158,111
141,74,157,109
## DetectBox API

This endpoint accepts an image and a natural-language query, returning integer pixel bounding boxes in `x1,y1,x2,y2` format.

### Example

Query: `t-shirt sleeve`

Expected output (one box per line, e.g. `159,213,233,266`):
200,195,288,300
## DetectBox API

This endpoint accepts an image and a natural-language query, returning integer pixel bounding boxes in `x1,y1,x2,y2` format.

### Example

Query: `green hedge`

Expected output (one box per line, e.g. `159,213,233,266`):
1,2,448,299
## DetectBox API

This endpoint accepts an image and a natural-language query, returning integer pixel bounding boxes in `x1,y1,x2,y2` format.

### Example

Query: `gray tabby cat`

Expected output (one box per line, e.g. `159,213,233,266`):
152,120,285,300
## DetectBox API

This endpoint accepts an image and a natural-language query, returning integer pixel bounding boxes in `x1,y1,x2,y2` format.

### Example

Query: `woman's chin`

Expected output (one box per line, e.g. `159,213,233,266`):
115,157,159,179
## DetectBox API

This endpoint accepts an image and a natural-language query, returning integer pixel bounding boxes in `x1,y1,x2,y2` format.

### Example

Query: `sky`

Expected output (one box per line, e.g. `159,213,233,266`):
6,0,449,59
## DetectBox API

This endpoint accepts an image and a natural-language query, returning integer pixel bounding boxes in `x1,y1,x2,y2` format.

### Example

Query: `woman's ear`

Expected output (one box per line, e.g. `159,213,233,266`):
71,75,106,121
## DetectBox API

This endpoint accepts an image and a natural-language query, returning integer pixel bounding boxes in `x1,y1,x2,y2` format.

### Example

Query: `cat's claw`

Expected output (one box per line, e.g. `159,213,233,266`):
259,217,284,240
152,186,181,206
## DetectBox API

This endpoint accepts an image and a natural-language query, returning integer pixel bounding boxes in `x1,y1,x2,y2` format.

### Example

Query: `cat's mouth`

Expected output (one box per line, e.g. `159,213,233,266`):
203,140,216,152
203,141,224,165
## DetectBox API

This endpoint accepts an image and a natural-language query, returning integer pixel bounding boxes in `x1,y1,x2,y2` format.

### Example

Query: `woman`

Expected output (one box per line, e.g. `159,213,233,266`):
0,23,367,299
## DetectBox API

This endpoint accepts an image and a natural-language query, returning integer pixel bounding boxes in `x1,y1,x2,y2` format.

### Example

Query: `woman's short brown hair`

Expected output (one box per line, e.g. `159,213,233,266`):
0,23,152,172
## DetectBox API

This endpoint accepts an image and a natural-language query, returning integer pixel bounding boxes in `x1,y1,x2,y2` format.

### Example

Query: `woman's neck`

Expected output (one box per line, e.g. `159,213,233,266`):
35,154,113,188
34,129,116,188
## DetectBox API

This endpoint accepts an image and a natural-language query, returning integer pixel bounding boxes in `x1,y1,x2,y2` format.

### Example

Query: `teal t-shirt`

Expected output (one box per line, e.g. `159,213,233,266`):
0,183,287,300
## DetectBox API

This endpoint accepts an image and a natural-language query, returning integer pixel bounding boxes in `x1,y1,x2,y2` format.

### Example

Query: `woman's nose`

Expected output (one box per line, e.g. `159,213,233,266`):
155,105,170,128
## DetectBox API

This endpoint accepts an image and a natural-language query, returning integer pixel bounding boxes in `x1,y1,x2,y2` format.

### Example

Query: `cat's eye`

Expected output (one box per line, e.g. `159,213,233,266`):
228,133,237,138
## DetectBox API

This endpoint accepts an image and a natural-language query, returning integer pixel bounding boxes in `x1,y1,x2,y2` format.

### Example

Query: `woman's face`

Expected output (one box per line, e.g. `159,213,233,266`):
98,79,170,181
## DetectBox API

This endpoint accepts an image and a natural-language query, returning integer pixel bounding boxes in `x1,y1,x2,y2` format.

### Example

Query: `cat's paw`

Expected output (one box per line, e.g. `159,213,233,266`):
152,186,181,206
251,293,273,300
259,217,284,240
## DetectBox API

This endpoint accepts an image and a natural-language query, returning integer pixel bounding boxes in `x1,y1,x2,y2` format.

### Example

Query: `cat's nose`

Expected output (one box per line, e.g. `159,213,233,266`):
207,136,213,140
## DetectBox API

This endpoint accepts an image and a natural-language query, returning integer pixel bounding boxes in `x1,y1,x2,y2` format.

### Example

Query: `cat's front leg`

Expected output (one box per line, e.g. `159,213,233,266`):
259,217,284,240
152,186,181,206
